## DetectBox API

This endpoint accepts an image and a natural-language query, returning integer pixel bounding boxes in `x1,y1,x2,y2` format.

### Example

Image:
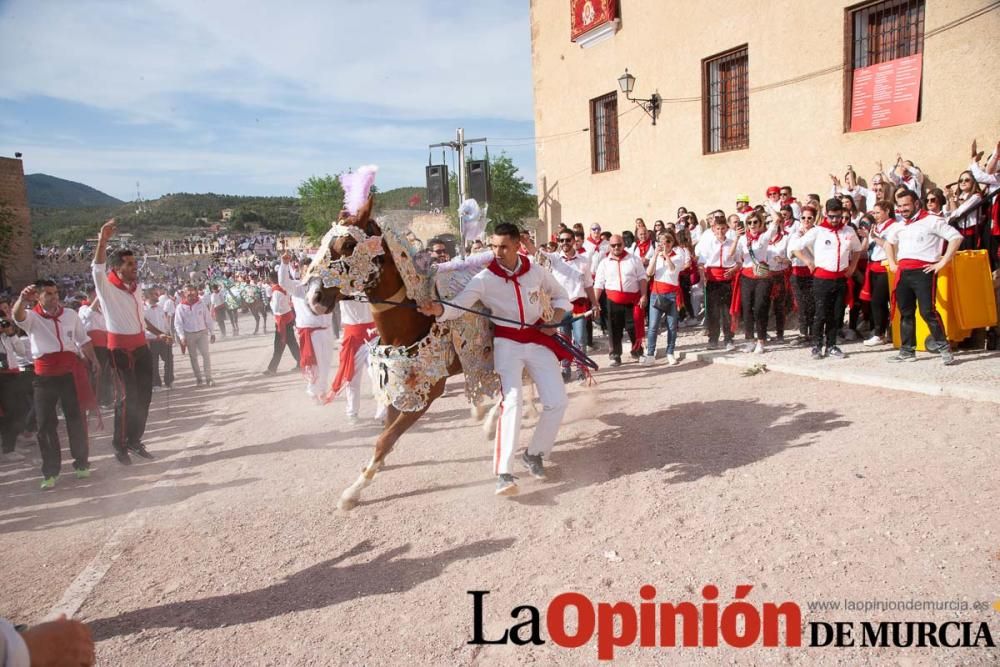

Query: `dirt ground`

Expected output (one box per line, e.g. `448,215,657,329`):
1,326,998,665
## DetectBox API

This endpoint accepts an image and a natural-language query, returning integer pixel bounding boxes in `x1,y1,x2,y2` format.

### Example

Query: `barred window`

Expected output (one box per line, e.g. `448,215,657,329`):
590,92,619,173
850,0,925,69
703,46,749,154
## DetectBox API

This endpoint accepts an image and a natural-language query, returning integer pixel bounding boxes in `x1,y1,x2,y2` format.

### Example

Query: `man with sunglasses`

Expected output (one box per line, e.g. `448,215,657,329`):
594,235,647,366
883,188,962,365
533,232,599,382
789,198,863,360
695,214,739,351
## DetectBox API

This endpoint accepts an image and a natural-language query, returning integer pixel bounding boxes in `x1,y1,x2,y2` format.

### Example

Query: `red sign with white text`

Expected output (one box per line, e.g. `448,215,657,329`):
850,54,923,132
570,0,618,41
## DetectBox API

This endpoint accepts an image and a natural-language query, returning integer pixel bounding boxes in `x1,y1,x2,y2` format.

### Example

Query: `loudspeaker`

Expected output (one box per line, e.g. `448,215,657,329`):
467,159,490,204
425,165,449,208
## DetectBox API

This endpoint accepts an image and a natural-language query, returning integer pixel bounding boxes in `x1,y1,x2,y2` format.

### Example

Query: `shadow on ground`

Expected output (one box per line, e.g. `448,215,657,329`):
87,537,514,639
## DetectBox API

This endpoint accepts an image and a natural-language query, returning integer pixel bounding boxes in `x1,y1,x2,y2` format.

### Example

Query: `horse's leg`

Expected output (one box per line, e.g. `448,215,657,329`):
483,400,501,440
338,381,446,511
525,378,540,418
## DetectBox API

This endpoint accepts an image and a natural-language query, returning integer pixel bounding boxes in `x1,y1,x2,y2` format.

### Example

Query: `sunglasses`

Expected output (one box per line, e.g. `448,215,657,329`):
959,178,973,184
609,243,623,248
559,238,574,243
926,197,939,203
802,215,815,220
827,214,843,220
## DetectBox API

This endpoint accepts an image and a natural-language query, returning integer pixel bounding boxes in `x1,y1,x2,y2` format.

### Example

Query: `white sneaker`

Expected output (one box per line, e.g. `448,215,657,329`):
346,414,360,424
724,341,736,352
666,353,678,366
863,335,884,347
753,341,765,354
743,342,755,353
639,355,654,366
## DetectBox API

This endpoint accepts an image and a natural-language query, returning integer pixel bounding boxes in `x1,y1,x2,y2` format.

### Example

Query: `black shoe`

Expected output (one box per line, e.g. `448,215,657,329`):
196,379,204,387
128,443,155,460
261,369,277,376
827,346,847,359
114,449,133,465
887,351,917,363
706,340,720,350
609,357,622,368
561,367,572,384
773,335,786,344
810,346,824,360
206,379,215,387
521,451,546,479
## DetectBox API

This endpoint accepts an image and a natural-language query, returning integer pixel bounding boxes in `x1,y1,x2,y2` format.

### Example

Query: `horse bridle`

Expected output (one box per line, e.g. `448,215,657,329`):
309,220,385,296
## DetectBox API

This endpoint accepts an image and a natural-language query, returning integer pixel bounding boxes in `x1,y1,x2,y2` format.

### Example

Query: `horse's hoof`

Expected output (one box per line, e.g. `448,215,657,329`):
338,496,359,511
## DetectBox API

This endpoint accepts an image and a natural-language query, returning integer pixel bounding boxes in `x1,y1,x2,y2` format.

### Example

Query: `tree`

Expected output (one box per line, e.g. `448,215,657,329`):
298,175,344,242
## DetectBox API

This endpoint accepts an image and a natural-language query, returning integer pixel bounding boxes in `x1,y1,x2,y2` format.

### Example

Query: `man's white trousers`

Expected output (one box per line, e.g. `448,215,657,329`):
493,338,568,475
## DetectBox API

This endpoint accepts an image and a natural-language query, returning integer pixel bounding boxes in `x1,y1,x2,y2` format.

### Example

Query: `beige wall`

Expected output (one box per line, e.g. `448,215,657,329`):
530,0,1000,237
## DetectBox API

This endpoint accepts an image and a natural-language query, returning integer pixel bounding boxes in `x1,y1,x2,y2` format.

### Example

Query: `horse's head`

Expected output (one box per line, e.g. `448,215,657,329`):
302,194,384,315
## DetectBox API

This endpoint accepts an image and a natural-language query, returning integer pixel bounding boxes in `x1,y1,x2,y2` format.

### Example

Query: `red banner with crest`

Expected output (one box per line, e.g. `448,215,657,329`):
570,0,618,41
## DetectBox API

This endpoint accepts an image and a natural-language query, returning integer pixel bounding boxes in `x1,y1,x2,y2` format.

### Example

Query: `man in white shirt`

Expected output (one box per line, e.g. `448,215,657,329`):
173,284,216,386
93,219,164,464
13,280,98,488
279,254,335,401
78,290,113,406
420,223,571,497
262,270,300,375
330,300,386,423
594,235,648,366
0,317,28,461
144,290,174,389
789,199,862,360
695,216,739,350
883,188,963,365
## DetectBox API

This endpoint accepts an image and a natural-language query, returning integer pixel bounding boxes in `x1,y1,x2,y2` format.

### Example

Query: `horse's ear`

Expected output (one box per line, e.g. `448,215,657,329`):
356,194,374,224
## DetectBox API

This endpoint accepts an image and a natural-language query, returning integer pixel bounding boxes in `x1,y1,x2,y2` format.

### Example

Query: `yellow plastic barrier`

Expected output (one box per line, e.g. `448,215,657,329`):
951,250,998,330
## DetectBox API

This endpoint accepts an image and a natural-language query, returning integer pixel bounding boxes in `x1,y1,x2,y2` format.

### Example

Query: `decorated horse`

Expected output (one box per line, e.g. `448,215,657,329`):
300,168,507,510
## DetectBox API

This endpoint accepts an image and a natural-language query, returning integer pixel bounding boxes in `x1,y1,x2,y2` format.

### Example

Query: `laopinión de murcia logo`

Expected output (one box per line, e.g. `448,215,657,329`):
468,585,997,660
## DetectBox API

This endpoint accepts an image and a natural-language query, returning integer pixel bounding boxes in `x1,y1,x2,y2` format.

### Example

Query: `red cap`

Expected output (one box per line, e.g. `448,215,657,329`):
766,186,781,196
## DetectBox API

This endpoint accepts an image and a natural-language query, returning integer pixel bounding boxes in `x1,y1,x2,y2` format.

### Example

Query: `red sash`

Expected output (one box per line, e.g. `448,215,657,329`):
571,297,590,315
652,281,684,311
34,351,97,413
88,330,109,348
275,311,295,345
108,332,147,351
705,266,731,282
728,268,761,331
494,321,573,363
297,327,323,369
791,266,812,277
605,290,645,351
327,324,377,400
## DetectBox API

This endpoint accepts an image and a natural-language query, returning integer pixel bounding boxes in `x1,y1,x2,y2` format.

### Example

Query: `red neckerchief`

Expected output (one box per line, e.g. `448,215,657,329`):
902,209,930,225
487,257,531,284
32,303,64,320
770,226,786,244
746,228,763,242
819,218,844,231
561,253,578,262
782,196,798,206
107,269,137,293
271,283,286,295
183,296,199,306
737,204,753,214
636,238,652,257
587,234,601,246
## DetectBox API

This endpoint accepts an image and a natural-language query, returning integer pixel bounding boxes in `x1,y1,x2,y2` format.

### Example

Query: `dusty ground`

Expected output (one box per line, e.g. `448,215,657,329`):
1,325,999,666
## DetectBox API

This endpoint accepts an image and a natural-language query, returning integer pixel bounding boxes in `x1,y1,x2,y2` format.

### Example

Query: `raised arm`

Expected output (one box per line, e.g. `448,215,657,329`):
95,218,116,265
277,254,306,298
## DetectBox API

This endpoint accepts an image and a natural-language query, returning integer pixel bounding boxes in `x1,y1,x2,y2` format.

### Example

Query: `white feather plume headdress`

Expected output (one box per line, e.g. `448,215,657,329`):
340,165,378,216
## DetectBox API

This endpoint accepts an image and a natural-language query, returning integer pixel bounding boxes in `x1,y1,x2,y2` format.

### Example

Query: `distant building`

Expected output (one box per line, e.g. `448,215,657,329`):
221,208,234,222
530,0,1000,237
0,156,34,290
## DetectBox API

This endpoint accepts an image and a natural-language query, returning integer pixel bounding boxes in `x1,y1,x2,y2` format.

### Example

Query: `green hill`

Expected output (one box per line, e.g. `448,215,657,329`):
30,186,430,245
26,174,124,208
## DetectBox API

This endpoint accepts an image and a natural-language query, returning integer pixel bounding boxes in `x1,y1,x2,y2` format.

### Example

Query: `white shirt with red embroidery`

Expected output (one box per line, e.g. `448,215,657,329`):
594,253,646,294
540,251,593,301
884,211,962,263
649,249,691,286
92,262,144,335
439,257,571,328
788,224,862,274
18,308,90,360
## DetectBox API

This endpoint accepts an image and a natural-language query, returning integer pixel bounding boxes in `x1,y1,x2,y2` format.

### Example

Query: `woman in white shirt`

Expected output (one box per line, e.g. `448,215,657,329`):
946,170,985,250
643,231,690,366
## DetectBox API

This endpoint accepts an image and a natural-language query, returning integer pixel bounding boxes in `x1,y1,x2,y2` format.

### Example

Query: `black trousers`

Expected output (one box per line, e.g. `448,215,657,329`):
34,373,88,477
110,346,153,452
17,368,36,432
705,280,734,343
93,346,114,406
769,273,790,337
792,274,814,337
607,300,639,359
679,273,693,319
897,269,947,352
740,275,771,340
267,321,301,372
812,277,847,349
215,307,228,336
149,339,174,387
0,373,25,453
869,271,891,337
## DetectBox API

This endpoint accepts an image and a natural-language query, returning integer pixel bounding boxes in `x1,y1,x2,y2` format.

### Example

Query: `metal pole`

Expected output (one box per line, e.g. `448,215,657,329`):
456,128,467,258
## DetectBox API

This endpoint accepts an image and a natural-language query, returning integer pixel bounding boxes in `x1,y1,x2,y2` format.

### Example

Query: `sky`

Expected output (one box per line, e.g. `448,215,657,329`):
0,0,537,201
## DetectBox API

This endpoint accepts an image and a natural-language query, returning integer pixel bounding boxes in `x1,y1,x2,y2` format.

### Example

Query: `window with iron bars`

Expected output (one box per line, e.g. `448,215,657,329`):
703,45,749,154
845,0,925,128
590,92,619,173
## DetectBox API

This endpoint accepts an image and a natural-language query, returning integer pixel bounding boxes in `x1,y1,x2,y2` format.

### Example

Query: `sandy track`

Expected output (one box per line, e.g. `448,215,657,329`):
2,329,998,665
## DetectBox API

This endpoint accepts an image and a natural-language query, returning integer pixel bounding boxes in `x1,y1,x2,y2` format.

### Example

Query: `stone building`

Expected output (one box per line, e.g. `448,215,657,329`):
530,0,1000,237
0,156,34,290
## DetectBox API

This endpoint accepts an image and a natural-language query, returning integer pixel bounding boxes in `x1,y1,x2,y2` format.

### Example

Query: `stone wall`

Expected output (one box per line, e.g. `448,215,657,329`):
0,157,34,290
